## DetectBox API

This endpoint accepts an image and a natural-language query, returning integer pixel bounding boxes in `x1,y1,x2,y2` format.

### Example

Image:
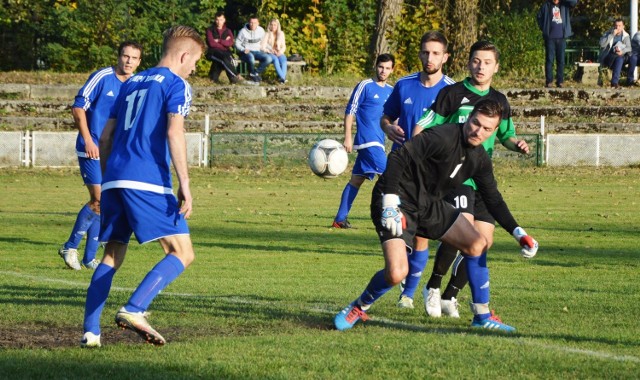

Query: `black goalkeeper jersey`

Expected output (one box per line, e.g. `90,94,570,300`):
375,122,518,234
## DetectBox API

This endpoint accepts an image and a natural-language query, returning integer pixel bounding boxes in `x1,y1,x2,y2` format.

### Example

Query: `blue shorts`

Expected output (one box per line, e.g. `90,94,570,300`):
100,188,190,244
352,147,387,180
78,157,101,186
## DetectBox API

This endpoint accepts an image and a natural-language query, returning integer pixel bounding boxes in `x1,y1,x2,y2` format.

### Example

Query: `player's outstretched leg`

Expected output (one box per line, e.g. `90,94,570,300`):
334,269,394,330
116,254,185,345
466,254,515,333
334,301,370,331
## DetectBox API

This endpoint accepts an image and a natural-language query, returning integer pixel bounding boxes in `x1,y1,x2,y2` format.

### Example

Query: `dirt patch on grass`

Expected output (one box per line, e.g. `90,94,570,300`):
0,323,183,349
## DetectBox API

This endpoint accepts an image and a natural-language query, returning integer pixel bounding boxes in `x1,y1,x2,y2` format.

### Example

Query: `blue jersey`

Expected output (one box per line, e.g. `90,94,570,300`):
102,67,192,193
383,72,455,150
72,67,124,157
345,78,393,151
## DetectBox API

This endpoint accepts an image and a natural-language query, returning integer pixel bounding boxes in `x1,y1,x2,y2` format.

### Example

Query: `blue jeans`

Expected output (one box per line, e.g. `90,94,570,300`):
270,54,288,81
239,50,272,75
603,53,637,85
544,38,566,85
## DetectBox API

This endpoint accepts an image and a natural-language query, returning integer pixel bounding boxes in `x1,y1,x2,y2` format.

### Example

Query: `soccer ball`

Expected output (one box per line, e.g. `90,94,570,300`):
308,139,349,178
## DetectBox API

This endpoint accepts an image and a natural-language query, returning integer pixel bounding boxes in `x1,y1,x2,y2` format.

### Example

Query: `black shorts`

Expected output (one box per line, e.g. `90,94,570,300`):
443,185,495,224
371,189,460,250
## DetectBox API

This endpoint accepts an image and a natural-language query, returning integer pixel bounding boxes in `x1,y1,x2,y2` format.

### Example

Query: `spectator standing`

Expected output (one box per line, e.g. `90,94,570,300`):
206,11,243,84
235,15,272,82
261,18,288,84
599,18,634,88
537,0,578,88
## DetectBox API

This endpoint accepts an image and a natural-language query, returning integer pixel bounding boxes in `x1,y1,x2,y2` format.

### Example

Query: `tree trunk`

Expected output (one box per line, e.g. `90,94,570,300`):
370,0,404,69
446,0,479,75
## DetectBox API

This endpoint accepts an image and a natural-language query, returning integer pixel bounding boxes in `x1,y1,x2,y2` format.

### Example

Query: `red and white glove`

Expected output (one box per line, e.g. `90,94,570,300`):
512,227,538,259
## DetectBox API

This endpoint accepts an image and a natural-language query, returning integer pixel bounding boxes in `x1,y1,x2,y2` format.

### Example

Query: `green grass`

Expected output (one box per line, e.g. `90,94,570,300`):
0,165,639,379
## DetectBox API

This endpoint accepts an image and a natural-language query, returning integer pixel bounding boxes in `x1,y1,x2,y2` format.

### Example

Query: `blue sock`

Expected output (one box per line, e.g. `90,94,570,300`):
334,183,359,222
465,253,490,320
358,270,393,306
65,205,98,249
83,263,116,335
125,254,185,313
402,248,429,298
82,218,100,264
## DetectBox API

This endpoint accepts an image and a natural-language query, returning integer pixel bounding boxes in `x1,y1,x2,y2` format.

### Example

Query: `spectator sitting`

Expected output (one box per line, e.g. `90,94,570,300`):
628,31,640,85
206,11,243,84
599,18,634,88
235,15,273,83
261,18,288,84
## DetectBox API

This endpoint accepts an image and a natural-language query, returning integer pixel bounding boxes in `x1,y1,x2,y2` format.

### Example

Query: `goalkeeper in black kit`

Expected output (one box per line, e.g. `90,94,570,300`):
334,98,538,333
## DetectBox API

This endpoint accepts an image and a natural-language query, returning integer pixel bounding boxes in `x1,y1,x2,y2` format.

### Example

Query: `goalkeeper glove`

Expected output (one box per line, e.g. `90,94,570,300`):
381,194,406,237
512,227,539,259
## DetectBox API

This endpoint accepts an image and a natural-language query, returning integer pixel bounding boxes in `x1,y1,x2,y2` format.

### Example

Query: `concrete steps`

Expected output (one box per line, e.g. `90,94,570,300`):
2,84,640,135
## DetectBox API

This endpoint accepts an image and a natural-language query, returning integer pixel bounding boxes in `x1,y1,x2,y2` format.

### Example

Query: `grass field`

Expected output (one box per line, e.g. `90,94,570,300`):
0,164,639,379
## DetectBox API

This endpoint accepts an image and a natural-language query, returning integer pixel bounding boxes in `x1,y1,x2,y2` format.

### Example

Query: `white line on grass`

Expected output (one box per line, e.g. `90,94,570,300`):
2,270,639,364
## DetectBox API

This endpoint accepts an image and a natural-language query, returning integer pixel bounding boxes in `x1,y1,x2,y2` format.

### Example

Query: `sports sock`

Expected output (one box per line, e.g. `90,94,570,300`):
357,269,393,308
125,254,185,313
465,252,491,320
83,263,116,335
426,242,459,289
334,183,359,222
401,248,429,298
64,204,98,249
442,254,467,300
82,218,100,264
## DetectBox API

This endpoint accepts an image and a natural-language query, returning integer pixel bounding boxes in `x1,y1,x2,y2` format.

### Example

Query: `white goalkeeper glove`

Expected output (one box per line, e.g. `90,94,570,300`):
512,227,539,259
381,194,405,237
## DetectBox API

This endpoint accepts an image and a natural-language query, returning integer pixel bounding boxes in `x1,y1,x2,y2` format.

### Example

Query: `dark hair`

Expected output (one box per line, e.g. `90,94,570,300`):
249,15,259,21
215,11,225,18
420,31,448,52
614,18,624,24
376,53,395,67
118,41,143,57
470,98,503,120
469,40,500,62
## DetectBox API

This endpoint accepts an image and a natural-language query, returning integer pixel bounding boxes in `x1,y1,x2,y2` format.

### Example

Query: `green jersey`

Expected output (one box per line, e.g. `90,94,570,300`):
415,78,516,189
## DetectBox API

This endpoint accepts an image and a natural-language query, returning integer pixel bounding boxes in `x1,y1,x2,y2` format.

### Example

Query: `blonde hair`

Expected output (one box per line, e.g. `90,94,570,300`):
162,25,206,54
268,18,281,33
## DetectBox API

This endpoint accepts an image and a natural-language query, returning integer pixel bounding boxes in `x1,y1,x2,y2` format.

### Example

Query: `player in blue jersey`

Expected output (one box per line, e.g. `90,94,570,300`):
58,41,142,271
332,54,395,229
379,31,455,308
80,26,205,348
334,99,538,333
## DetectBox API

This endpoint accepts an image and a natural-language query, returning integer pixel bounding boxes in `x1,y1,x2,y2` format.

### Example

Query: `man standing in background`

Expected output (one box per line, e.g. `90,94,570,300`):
537,0,577,88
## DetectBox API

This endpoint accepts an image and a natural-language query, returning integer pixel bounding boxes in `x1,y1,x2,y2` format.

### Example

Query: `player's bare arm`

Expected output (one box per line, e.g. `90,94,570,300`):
167,112,192,219
72,107,99,159
380,114,405,145
98,118,117,173
343,114,355,153
502,137,530,154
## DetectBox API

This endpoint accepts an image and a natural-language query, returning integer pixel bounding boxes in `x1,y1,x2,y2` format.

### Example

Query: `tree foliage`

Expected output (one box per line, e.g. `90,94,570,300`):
0,0,631,76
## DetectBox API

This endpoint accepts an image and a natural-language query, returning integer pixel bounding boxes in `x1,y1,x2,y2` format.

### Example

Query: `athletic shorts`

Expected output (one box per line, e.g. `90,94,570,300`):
352,147,386,180
370,189,459,251
443,184,494,224
100,188,190,244
78,157,101,186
